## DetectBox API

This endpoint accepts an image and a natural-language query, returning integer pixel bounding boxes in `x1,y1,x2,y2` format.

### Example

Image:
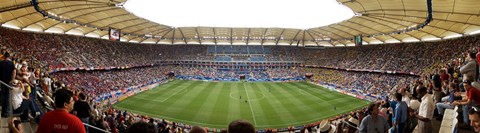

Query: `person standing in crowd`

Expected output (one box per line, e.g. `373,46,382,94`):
460,52,478,82
0,52,16,117
74,93,92,133
413,86,434,133
431,69,443,104
38,89,86,133
42,74,52,96
453,80,480,128
393,92,408,133
358,103,389,133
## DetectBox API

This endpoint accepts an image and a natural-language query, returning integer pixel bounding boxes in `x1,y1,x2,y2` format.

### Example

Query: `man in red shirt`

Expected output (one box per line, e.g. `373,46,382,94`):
453,80,480,128
38,89,86,133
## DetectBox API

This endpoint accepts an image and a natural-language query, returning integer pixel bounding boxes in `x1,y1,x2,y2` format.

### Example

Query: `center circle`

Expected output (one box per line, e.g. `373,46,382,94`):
229,92,265,101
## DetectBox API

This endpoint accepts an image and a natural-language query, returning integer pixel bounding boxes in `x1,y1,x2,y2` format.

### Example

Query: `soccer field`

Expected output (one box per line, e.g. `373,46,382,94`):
113,80,370,129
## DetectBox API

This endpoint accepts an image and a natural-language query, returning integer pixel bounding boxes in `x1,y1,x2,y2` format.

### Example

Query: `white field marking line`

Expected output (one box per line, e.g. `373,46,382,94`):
159,88,187,102
133,97,174,103
229,92,265,101
298,89,307,95
287,84,327,102
243,83,258,126
283,83,337,108
114,103,368,128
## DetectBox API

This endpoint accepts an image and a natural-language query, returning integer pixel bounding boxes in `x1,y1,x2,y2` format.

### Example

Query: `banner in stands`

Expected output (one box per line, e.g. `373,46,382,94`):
109,28,120,41
309,81,378,102
96,79,168,102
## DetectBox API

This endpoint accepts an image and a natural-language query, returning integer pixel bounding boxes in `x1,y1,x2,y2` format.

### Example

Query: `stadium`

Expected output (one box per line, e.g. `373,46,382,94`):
0,0,480,133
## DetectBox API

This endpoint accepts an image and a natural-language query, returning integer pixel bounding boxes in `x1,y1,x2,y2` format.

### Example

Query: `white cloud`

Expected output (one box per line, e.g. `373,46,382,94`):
124,0,354,29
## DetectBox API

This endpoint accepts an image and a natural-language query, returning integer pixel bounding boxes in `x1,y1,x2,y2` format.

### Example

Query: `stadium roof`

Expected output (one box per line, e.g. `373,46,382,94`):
1,0,480,46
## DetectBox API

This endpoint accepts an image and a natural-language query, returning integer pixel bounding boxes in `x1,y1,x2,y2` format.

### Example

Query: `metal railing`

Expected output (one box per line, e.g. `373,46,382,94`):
0,80,15,133
84,122,111,133
341,120,359,130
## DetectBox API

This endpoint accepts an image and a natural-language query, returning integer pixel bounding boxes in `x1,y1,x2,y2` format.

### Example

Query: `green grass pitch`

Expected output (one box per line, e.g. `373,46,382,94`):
113,80,370,129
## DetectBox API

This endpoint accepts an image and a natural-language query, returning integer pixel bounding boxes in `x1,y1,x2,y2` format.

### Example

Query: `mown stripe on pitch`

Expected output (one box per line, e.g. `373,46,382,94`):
139,80,196,108
300,82,343,99
191,82,224,123
210,82,232,125
161,81,212,119
117,80,184,105
282,83,335,119
289,82,333,101
249,82,288,126
115,80,184,109
260,83,303,122
133,81,198,114
233,82,256,123
272,83,320,119
226,82,243,124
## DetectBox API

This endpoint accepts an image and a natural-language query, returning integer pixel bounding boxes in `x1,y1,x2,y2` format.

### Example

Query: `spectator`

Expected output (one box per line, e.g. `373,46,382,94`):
469,106,480,133
8,118,22,133
358,103,389,133
460,52,478,82
10,80,36,122
453,80,480,128
74,93,92,133
38,89,86,133
431,69,442,104
0,52,16,116
125,122,157,133
318,120,336,133
228,120,255,133
189,126,206,133
436,82,461,119
393,92,407,133
413,86,434,133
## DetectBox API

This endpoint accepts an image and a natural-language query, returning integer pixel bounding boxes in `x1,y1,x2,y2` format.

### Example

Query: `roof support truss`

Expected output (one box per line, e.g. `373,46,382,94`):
195,28,202,45
260,28,268,45
289,30,301,46
212,28,217,45
275,29,286,45
178,28,188,44
156,29,173,44
306,30,320,46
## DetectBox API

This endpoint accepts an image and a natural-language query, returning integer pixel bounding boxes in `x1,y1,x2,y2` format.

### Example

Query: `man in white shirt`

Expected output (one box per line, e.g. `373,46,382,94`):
400,88,411,107
413,86,434,133
42,75,52,96
10,80,36,122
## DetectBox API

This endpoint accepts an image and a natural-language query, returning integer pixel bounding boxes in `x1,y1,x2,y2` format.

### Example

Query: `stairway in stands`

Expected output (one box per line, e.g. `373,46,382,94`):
0,107,38,133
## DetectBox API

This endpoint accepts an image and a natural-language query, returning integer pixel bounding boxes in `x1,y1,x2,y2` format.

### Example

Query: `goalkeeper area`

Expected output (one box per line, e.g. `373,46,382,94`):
113,80,369,128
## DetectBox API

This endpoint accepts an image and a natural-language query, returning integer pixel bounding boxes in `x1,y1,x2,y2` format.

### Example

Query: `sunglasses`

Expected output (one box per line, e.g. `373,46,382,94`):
473,106,480,112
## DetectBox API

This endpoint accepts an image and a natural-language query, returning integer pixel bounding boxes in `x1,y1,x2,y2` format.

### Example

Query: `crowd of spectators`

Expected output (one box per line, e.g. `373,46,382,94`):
173,67,304,81
52,66,171,99
303,35,480,74
3,26,480,133
0,27,209,70
304,68,417,98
